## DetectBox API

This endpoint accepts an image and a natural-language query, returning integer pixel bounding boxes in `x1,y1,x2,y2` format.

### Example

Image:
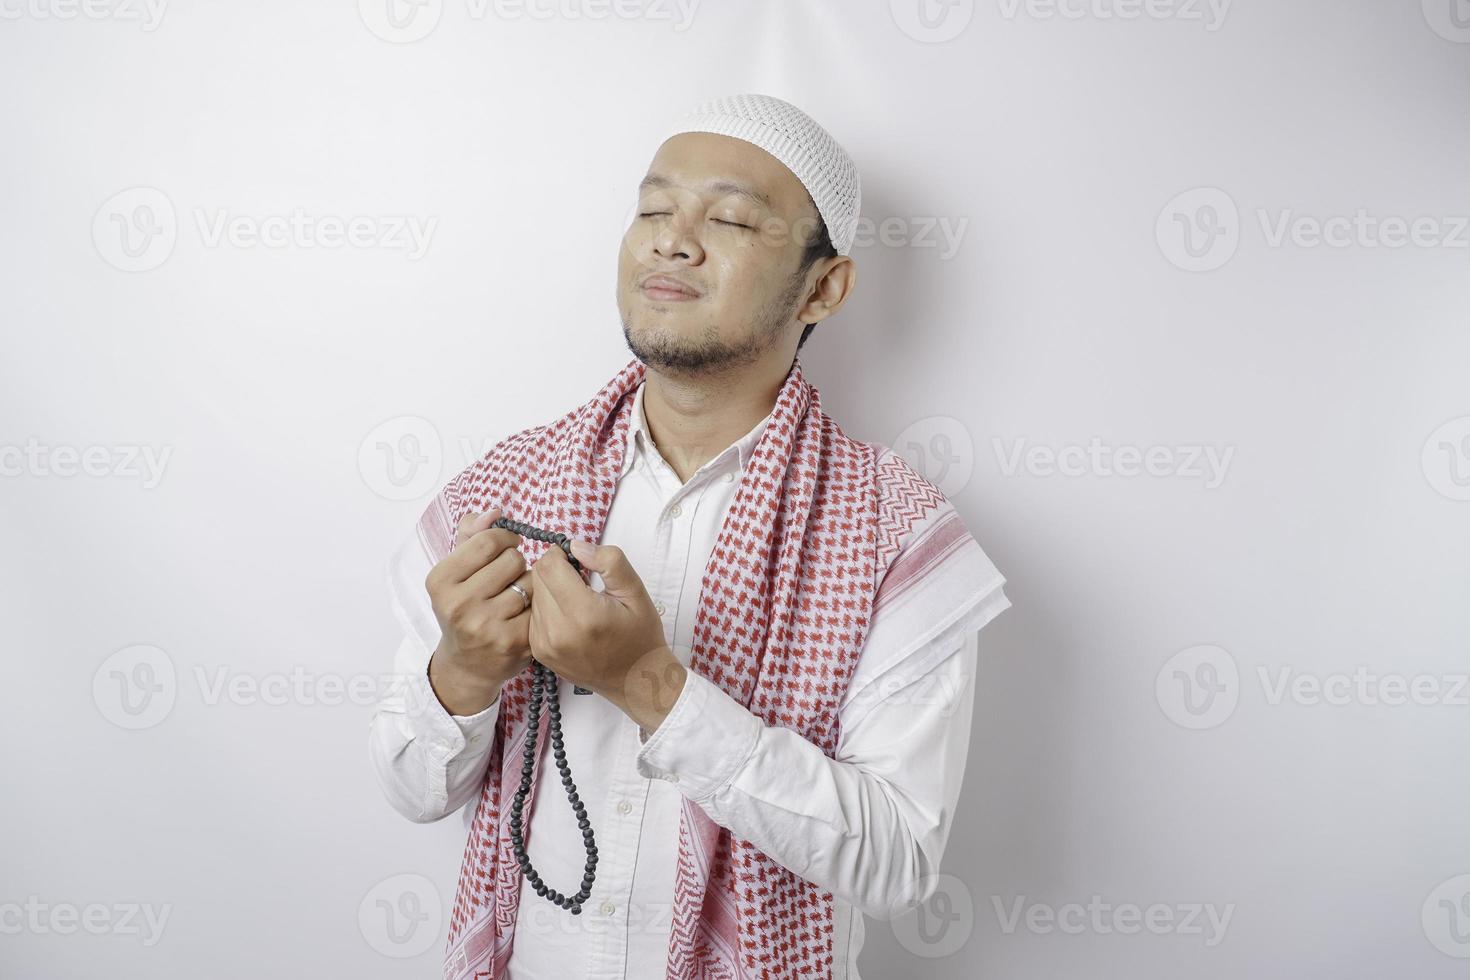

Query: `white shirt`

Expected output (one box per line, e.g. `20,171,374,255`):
368,379,1011,979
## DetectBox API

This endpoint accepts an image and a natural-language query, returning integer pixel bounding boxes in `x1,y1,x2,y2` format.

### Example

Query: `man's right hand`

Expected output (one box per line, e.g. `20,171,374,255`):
424,507,535,716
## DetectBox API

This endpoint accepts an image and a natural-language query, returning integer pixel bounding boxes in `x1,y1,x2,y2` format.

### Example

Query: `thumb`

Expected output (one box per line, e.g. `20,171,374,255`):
568,540,644,596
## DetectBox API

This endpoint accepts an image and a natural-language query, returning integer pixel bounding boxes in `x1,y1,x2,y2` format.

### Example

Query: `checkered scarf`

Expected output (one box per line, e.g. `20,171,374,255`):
416,355,943,979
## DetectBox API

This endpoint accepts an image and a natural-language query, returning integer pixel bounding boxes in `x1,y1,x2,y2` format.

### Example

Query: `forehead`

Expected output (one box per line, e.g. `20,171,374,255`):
641,131,807,214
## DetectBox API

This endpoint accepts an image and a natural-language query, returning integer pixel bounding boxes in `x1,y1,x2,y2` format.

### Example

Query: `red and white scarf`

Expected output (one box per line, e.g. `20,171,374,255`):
417,355,947,979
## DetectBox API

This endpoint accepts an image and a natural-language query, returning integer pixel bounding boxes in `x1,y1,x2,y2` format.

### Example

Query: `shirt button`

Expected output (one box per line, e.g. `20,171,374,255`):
654,600,666,616
723,472,734,483
600,901,616,916
664,774,679,783
669,503,682,518
617,800,633,814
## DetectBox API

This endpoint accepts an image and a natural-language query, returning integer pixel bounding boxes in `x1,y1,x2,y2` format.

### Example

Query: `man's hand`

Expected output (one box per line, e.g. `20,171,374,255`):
423,507,534,715
528,540,687,730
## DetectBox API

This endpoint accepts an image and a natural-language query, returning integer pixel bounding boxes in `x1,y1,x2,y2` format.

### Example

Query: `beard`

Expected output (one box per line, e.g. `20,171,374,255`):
621,269,805,375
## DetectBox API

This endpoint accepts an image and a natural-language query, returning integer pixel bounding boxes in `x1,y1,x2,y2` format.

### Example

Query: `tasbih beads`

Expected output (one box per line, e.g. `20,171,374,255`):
509,662,598,913
490,516,598,914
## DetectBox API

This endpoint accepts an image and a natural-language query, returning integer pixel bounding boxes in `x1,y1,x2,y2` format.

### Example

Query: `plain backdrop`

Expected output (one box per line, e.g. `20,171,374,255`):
3,1,1468,977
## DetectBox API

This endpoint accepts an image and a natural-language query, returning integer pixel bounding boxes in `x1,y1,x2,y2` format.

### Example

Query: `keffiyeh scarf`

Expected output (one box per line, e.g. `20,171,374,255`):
415,355,946,979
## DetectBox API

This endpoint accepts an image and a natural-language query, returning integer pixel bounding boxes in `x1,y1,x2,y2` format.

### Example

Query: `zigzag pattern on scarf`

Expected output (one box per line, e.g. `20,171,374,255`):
874,450,947,566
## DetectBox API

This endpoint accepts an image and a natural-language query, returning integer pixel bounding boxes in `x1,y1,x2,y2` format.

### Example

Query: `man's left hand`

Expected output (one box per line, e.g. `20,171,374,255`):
527,539,686,723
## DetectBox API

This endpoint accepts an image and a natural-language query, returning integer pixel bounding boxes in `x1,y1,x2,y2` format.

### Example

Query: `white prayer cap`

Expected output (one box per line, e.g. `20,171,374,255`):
658,93,862,256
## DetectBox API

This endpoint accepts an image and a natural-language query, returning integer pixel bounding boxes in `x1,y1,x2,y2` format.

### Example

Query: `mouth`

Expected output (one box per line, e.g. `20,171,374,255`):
640,276,701,302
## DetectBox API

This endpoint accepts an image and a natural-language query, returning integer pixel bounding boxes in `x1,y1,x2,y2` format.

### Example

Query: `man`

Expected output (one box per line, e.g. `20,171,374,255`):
368,93,1010,979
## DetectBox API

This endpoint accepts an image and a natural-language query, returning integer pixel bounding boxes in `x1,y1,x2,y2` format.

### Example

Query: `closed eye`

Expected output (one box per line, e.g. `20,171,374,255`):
638,212,751,230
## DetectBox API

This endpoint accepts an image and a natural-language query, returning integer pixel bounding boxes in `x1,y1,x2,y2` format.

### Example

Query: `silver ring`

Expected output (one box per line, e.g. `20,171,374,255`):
507,582,531,611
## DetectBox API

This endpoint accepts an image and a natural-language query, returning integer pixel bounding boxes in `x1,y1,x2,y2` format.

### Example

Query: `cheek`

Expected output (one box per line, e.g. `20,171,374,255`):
619,231,664,281
719,261,779,305
616,235,636,276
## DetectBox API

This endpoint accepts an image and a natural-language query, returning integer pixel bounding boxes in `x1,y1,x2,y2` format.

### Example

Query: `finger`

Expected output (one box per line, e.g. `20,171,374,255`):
490,570,538,631
455,507,501,547
567,541,647,601
529,553,571,625
464,544,528,601
440,523,521,585
486,569,534,622
527,568,562,657
504,602,532,661
532,543,588,609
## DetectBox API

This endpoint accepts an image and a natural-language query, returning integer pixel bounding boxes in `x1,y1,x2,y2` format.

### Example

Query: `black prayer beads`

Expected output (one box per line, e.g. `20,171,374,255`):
491,516,598,914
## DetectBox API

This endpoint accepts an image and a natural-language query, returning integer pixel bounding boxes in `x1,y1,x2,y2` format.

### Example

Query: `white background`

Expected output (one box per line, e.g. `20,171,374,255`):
3,1,1468,977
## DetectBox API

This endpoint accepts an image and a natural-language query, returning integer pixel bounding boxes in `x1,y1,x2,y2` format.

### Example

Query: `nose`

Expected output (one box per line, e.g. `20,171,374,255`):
652,211,704,265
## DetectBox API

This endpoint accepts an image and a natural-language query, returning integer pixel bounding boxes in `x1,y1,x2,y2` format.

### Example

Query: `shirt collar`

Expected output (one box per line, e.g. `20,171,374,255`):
619,379,772,479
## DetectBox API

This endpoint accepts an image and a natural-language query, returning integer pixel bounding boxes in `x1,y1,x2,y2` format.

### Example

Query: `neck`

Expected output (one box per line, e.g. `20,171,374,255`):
640,358,792,484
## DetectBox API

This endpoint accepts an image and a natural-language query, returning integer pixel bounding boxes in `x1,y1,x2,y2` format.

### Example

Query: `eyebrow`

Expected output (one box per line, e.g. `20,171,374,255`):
638,174,775,211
